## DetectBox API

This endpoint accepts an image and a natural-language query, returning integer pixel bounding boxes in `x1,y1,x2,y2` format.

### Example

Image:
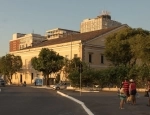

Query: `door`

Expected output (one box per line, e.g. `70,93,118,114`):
20,74,22,83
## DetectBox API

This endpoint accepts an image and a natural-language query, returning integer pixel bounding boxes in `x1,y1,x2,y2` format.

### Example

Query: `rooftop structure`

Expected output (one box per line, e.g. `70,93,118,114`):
46,28,79,40
80,11,122,33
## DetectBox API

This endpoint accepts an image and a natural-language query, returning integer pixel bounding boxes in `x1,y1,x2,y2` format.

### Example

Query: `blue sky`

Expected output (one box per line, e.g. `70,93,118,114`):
0,0,150,56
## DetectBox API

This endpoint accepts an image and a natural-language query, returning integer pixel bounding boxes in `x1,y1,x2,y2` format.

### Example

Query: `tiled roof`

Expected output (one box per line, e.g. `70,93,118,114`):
31,25,125,48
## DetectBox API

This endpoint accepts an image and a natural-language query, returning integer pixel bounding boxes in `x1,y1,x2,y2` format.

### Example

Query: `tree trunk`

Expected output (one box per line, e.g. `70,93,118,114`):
46,74,49,86
5,74,12,84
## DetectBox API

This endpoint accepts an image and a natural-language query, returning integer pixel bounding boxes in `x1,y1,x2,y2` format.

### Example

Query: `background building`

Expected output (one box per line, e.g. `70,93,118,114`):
80,11,122,33
9,33,46,52
46,28,79,40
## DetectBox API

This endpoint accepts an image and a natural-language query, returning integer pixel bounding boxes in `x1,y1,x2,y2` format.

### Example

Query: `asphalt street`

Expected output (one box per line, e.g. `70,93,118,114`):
0,86,88,115
1,86,150,115
59,90,150,115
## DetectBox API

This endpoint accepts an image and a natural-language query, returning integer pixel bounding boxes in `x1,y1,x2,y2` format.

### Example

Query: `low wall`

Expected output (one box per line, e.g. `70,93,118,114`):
66,87,146,92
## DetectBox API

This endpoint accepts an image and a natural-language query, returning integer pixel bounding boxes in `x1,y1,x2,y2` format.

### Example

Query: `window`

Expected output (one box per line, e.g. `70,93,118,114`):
31,73,33,80
101,54,104,64
89,53,92,63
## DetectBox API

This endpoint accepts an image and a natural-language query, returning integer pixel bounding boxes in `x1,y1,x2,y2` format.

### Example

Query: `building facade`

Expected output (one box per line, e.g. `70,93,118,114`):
80,11,122,33
9,25,128,85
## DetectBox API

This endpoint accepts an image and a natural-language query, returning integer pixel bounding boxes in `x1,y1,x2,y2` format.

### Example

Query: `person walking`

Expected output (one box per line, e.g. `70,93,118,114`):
122,78,130,103
119,87,126,109
146,79,150,106
129,79,137,105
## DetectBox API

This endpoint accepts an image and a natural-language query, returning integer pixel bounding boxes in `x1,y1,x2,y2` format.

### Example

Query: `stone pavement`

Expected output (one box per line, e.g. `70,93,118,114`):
58,90,150,115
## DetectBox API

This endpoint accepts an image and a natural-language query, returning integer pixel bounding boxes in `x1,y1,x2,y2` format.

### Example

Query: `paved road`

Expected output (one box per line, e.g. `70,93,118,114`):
59,90,150,115
0,86,88,115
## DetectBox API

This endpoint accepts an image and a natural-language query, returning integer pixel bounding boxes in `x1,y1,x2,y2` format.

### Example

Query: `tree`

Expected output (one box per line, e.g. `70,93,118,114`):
105,28,132,66
66,57,96,87
65,57,82,86
104,27,150,87
0,54,22,83
104,28,150,66
31,48,64,85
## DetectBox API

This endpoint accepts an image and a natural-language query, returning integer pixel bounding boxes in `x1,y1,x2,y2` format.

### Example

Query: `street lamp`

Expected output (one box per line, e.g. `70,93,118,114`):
79,63,83,96
70,34,72,60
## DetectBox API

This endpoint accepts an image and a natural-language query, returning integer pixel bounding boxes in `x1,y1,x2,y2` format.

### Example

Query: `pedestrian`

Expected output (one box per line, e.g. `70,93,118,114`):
146,79,150,106
34,80,36,86
23,81,26,87
119,87,126,109
129,79,137,105
122,78,130,103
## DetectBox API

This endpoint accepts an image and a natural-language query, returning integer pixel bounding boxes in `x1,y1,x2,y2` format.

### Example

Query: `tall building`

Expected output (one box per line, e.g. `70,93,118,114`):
80,11,122,33
46,28,79,40
9,33,46,52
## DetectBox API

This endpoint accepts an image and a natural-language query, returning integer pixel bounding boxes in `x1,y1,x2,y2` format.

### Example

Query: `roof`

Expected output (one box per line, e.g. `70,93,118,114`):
46,28,79,33
30,24,128,49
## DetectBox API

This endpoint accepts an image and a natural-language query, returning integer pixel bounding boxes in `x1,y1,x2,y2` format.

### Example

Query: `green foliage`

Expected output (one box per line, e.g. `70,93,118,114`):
31,48,64,84
81,68,95,86
105,28,150,67
105,28,133,66
0,54,22,83
94,65,130,88
67,70,80,86
66,57,95,87
55,74,60,83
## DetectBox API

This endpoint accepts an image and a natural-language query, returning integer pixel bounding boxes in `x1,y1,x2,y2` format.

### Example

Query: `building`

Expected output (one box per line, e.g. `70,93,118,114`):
80,11,122,33
46,28,79,40
9,33,46,52
9,24,128,85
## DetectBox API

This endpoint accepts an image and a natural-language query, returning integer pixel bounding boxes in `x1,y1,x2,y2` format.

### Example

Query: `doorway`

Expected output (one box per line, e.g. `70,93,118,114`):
20,74,22,83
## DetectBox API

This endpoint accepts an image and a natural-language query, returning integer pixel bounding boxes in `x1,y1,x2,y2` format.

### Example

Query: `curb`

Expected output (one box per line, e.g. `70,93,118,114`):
30,86,52,89
75,90,99,92
57,91,94,115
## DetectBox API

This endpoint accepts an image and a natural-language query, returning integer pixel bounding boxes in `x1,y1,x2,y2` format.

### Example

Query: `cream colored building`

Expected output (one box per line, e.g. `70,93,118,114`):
9,24,128,85
46,28,79,40
80,11,122,33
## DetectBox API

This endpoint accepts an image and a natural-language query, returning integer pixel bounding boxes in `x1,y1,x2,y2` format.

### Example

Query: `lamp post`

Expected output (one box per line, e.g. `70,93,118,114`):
79,63,83,96
80,67,82,96
70,34,72,60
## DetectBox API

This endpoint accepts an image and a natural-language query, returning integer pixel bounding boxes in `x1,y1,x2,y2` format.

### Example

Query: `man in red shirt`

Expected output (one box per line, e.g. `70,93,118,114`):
122,78,130,102
129,79,137,105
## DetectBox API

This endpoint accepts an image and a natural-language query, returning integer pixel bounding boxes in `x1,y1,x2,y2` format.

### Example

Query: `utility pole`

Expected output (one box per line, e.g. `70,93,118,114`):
79,63,83,96
70,34,72,60
80,68,82,96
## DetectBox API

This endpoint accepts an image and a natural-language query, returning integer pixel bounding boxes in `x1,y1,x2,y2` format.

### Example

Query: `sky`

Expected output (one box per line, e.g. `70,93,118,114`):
0,0,150,57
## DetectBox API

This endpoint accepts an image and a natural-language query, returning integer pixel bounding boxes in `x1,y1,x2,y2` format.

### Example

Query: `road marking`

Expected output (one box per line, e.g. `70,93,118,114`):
57,91,94,115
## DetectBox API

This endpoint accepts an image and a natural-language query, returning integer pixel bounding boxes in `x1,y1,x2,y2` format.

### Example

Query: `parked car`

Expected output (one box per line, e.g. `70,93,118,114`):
0,79,5,87
53,83,67,90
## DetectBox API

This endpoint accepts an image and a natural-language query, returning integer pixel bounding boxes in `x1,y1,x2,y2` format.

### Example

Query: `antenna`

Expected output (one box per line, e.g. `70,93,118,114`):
101,10,110,15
